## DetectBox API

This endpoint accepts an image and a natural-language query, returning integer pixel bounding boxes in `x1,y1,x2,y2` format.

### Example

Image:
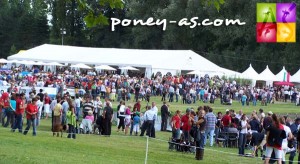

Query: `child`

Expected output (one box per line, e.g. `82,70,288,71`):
133,112,140,136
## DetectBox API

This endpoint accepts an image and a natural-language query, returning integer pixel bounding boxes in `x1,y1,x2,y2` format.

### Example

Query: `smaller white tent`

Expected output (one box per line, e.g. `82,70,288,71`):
275,66,287,81
241,64,259,79
240,64,259,87
257,65,277,86
291,68,300,83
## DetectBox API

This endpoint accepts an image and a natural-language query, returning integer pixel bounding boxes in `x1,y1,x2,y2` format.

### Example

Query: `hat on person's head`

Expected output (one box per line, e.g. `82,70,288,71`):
261,113,265,118
225,109,229,112
268,111,273,115
259,108,263,112
135,112,140,116
186,108,191,113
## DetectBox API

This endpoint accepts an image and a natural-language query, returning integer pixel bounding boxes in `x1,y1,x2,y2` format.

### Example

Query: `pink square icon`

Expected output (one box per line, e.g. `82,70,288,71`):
257,23,277,42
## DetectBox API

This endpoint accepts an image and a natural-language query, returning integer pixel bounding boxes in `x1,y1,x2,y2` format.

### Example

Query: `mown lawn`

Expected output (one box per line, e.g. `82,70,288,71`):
0,123,259,164
0,97,298,164
136,96,300,117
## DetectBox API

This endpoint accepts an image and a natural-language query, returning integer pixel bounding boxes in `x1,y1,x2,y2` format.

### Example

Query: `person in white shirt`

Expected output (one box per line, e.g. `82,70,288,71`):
175,87,180,102
93,96,103,121
168,85,175,102
75,95,81,120
140,106,156,137
279,117,293,163
35,96,44,127
238,114,248,155
150,102,158,138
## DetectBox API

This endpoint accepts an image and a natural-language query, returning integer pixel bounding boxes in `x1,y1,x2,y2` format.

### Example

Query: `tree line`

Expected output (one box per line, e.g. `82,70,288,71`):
0,0,299,75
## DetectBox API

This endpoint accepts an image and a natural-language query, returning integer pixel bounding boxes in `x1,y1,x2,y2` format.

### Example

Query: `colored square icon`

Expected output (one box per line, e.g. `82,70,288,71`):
257,23,277,42
257,3,276,23
256,2,296,43
276,3,297,23
277,23,296,42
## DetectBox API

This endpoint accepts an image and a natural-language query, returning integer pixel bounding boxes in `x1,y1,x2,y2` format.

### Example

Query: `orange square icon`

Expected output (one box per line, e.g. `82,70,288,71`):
277,23,296,42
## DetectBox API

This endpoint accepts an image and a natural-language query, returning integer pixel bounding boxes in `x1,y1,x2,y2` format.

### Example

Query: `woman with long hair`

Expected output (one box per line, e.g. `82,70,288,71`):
195,109,206,160
278,117,293,164
238,114,248,156
264,114,285,164
117,101,126,132
67,98,76,139
124,105,132,135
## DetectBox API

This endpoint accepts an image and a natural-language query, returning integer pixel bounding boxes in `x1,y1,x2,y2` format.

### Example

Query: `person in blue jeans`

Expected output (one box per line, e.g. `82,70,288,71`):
5,96,16,129
23,98,38,136
252,93,257,106
241,94,247,106
13,93,27,133
204,107,217,147
238,114,248,155
195,110,206,160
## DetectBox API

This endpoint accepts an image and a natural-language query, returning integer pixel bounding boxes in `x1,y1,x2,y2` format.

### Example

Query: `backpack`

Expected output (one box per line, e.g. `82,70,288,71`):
53,103,62,116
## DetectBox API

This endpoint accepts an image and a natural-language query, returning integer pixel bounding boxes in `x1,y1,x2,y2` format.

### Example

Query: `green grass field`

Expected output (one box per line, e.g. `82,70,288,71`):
0,97,299,164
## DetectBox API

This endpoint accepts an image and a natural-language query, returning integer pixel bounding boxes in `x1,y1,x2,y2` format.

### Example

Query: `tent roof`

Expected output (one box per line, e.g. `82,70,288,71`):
291,68,300,83
219,67,241,77
257,65,277,81
7,44,222,71
240,64,259,79
275,66,286,81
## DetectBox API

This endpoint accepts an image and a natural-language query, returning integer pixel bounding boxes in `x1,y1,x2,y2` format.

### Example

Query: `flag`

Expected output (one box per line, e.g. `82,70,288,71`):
283,71,291,82
287,72,290,82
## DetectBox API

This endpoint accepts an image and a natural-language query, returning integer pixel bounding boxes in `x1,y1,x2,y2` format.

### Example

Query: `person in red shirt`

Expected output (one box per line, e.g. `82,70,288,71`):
221,110,232,132
171,110,181,140
1,92,9,126
23,98,38,136
181,108,192,142
44,93,51,119
133,100,141,112
12,93,27,133
169,110,181,150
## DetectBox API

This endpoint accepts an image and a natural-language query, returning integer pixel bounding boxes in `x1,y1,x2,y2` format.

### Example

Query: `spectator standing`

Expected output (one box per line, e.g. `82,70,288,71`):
238,114,248,156
160,101,169,131
23,98,38,136
181,108,192,142
204,107,217,147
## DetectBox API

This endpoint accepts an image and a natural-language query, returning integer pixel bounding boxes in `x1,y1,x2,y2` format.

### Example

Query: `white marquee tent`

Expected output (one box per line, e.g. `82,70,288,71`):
7,44,228,78
240,64,259,79
257,65,277,86
240,64,259,87
275,66,287,82
291,68,300,83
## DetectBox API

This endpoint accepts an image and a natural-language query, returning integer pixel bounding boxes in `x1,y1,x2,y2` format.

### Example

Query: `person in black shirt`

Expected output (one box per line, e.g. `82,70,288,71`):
37,89,44,102
134,83,140,102
246,132,266,157
249,115,261,133
160,101,169,131
37,89,44,118
102,103,114,136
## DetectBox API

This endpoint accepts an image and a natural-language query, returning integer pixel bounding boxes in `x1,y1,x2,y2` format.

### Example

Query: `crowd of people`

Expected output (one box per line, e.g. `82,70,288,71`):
1,65,300,163
168,106,300,163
